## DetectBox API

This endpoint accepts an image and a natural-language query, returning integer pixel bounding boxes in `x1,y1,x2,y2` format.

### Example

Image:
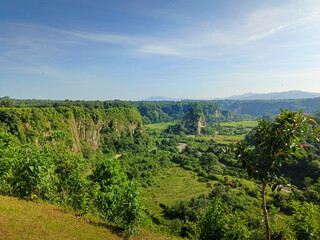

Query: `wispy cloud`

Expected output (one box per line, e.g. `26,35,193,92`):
137,44,184,56
243,9,320,43
0,0,320,63
69,31,148,45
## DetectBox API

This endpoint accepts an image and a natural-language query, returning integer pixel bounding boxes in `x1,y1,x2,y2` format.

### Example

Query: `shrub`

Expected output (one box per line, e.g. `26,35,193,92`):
91,159,142,234
199,198,250,240
290,201,320,240
0,133,56,199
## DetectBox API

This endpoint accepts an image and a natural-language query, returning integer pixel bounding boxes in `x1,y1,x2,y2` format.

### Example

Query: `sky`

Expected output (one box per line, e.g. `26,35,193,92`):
0,0,320,100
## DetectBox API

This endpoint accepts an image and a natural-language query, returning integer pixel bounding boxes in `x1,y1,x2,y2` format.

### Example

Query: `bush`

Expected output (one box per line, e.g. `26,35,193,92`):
290,201,320,240
91,159,142,234
0,133,57,199
199,198,250,240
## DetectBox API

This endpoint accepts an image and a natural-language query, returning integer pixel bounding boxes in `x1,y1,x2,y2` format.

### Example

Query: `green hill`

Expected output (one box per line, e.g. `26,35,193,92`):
0,195,177,240
0,106,147,154
215,98,320,117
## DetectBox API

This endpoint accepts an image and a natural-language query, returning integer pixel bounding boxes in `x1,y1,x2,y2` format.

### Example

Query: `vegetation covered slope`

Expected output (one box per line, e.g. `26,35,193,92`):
1,98,320,239
0,106,146,153
182,105,206,135
0,195,177,240
165,105,207,135
0,97,252,124
215,98,320,117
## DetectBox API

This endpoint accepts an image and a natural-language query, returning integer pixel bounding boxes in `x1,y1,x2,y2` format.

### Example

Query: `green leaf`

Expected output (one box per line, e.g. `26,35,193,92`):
298,109,302,115
310,119,317,124
281,177,287,185
315,126,320,133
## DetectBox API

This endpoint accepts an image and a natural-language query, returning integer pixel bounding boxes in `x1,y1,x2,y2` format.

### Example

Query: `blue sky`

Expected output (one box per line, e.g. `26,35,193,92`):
1,0,320,100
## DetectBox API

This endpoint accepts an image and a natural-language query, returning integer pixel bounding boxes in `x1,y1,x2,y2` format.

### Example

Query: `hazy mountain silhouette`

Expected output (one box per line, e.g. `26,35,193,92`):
227,91,320,100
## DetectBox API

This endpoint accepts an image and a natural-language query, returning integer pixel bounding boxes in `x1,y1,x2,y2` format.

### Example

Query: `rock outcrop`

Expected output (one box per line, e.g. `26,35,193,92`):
182,105,206,135
0,107,145,152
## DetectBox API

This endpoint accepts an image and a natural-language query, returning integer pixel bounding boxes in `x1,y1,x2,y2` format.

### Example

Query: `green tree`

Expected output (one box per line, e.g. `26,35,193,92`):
232,109,319,240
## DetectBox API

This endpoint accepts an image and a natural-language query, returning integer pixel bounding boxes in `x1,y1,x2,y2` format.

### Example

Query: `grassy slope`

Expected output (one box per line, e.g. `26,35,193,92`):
205,134,247,144
142,121,259,215
142,164,218,216
0,195,177,240
213,120,257,144
219,121,258,128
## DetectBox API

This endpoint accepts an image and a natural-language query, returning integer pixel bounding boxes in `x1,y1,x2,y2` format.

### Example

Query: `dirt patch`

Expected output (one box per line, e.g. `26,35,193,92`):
177,143,187,152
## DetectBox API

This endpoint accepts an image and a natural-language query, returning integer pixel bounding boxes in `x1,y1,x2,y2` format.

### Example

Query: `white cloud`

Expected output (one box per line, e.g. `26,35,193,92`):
0,0,320,63
137,44,184,56
69,31,148,46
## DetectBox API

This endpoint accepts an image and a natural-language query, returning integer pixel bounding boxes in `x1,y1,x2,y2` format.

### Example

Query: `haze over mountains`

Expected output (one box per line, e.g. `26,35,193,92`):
144,91,320,101
143,96,183,102
226,90,320,100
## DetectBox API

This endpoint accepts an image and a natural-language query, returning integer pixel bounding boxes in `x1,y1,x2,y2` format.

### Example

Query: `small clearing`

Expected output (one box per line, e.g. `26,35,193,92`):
177,142,187,152
142,164,218,216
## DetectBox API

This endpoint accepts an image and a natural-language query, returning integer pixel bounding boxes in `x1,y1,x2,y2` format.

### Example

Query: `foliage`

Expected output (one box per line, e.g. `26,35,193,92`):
0,106,148,154
0,131,143,236
91,158,142,233
290,201,320,240
232,109,319,239
0,132,57,199
233,109,316,185
2,100,320,239
216,98,320,117
118,150,173,185
199,198,250,240
0,97,253,124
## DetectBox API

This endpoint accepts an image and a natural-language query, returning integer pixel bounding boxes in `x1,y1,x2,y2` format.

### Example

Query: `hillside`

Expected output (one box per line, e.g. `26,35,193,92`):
182,105,206,135
0,98,251,124
132,101,249,123
0,100,320,239
0,106,147,153
215,98,320,117
0,195,177,240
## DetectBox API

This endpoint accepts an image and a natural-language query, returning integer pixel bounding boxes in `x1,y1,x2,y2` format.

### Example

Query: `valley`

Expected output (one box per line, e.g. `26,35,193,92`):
0,98,319,239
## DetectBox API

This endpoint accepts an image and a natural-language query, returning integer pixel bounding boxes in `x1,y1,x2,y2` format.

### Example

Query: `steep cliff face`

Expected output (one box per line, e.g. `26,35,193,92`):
182,105,206,135
0,107,145,152
197,115,206,135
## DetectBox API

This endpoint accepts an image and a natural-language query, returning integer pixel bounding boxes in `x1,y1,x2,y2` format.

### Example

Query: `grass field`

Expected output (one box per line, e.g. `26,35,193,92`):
219,121,258,128
208,121,257,144
0,195,178,240
142,164,218,216
208,134,247,144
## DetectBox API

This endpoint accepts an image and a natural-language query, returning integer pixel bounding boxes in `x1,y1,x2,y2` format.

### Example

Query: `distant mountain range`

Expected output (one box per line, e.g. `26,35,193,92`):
226,91,320,100
143,96,183,101
144,91,320,102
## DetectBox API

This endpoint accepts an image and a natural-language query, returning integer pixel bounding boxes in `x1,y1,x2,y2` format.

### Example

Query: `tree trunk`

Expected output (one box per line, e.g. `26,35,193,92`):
262,181,271,240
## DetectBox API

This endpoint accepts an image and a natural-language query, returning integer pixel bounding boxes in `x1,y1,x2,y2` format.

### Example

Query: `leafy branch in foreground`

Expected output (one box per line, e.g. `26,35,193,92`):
229,109,319,240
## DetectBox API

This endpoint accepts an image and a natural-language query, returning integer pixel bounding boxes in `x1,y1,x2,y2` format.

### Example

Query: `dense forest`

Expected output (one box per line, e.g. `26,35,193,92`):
0,97,252,124
2,96,320,121
0,98,320,239
215,98,320,117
